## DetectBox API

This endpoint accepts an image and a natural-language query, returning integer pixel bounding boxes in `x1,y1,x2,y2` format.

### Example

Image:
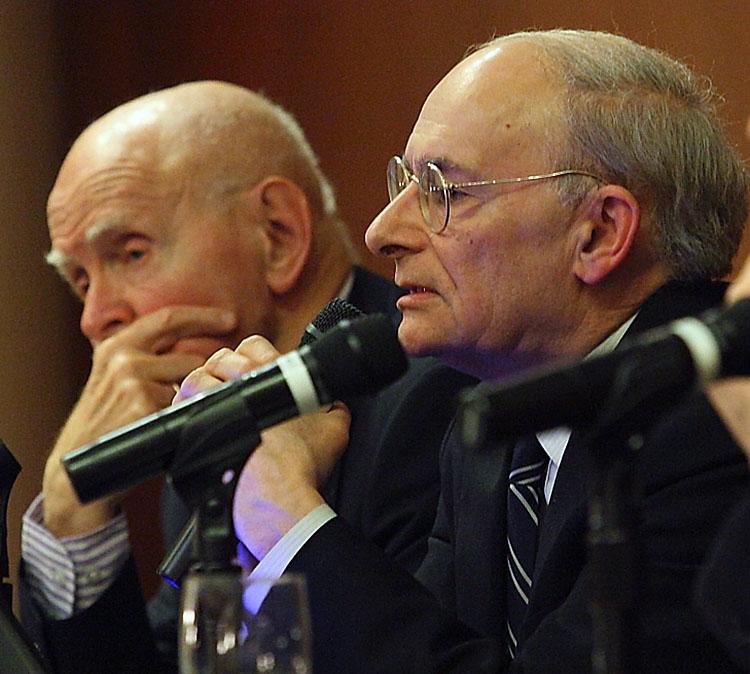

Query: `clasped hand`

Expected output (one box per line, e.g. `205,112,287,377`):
43,305,236,537
176,335,351,561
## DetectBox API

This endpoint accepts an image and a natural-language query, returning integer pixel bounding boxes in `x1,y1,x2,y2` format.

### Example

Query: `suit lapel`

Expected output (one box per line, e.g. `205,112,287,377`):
534,429,588,577
525,281,728,632
455,436,513,638
534,279,728,570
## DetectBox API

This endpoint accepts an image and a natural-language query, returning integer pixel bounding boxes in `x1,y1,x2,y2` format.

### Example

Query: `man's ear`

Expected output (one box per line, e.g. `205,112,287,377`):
253,176,313,295
572,185,641,285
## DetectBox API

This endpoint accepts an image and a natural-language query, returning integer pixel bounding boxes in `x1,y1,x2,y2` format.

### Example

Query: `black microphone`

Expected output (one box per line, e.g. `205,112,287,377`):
63,311,407,503
158,297,365,587
300,297,363,346
460,298,750,448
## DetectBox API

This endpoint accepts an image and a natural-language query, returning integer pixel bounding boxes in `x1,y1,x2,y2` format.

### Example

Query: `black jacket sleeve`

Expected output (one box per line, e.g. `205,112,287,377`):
20,557,170,674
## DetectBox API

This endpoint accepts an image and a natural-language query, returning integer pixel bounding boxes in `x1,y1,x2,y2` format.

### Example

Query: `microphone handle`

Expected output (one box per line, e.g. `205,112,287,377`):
460,298,750,448
461,331,696,447
63,357,318,504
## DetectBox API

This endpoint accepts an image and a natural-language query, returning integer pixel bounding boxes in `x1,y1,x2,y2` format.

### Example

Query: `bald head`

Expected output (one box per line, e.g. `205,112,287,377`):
53,81,338,228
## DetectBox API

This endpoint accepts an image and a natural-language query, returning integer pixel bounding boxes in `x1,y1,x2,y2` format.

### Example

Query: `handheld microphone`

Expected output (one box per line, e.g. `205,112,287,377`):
63,311,407,503
157,297,365,587
460,298,750,448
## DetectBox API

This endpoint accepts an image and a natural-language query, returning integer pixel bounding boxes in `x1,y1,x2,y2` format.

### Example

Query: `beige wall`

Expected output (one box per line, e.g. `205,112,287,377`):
3,1,750,604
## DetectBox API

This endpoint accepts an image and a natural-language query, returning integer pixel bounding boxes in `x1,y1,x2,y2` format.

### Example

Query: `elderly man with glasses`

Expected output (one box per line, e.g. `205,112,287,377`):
168,30,749,672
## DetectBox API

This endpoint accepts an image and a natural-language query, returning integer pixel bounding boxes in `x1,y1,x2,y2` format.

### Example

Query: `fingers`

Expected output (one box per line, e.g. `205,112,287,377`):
232,401,352,559
55,336,216,462
176,335,281,401
235,334,281,365
43,306,236,538
87,306,237,407
209,334,280,378
175,367,224,402
95,305,236,354
93,347,207,386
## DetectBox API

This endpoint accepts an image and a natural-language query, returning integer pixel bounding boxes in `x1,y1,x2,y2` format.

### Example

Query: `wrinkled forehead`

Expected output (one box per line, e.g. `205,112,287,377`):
47,150,185,249
405,41,566,173
46,214,138,282
47,110,172,225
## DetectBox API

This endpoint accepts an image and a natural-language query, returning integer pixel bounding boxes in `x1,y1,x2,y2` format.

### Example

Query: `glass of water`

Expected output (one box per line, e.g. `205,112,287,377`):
180,571,312,674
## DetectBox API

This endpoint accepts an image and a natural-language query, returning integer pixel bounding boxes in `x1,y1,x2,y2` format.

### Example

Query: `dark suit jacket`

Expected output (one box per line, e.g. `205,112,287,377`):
21,265,476,673
695,490,750,671
285,281,749,673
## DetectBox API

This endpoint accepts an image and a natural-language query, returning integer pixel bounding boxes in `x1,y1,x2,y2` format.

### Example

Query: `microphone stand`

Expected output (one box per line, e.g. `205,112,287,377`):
579,416,639,674
167,395,262,674
578,357,693,674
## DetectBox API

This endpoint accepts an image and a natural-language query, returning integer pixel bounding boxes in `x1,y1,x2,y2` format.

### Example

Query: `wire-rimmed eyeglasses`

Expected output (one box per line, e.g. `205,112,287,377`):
386,155,605,234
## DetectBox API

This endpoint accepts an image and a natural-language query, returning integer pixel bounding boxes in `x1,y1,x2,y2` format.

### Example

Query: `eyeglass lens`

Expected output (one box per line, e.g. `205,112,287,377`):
420,163,449,233
386,157,449,233
386,156,409,202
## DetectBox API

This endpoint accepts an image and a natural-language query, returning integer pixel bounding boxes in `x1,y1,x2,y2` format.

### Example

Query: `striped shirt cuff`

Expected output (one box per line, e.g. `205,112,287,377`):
22,494,130,619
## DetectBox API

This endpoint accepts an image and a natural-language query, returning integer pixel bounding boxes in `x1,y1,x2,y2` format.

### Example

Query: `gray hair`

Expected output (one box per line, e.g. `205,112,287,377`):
480,29,748,280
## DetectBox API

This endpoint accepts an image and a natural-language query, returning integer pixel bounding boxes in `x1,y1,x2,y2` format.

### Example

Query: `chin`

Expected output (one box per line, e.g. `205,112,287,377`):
397,324,441,359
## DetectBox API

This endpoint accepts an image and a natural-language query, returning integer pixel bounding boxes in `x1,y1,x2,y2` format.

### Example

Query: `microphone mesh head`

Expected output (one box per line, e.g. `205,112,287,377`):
300,298,364,346
308,314,408,401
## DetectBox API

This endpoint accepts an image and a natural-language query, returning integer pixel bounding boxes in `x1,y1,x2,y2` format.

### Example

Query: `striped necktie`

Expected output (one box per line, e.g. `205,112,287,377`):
505,434,548,658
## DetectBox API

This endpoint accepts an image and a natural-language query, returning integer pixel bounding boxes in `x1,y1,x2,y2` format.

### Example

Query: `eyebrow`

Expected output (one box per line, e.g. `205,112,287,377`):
406,154,479,180
84,217,128,245
45,217,127,275
44,247,67,273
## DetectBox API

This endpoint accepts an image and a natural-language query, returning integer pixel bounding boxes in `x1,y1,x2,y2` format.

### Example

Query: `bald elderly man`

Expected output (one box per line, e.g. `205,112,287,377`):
19,81,472,672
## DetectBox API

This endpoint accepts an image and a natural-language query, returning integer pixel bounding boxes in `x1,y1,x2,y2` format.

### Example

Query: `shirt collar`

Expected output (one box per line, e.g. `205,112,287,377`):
537,312,638,466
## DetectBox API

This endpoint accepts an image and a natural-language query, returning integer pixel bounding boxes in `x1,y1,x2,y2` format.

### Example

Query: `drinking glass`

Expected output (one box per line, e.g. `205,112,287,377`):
179,571,312,674
236,574,312,673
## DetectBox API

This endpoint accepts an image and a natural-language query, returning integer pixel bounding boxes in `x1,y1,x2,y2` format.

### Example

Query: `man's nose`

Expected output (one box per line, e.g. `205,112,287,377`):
365,182,425,259
79,276,135,344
